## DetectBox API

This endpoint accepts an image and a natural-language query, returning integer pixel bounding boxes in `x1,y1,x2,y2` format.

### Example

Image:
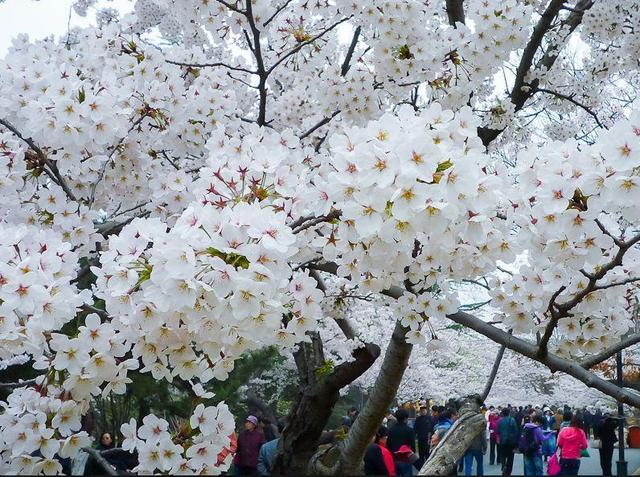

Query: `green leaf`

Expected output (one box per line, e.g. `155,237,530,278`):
393,44,413,60
436,159,453,173
206,247,250,269
315,360,335,378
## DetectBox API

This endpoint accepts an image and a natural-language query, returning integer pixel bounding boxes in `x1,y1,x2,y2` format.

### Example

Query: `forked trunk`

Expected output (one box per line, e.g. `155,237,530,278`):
272,333,380,475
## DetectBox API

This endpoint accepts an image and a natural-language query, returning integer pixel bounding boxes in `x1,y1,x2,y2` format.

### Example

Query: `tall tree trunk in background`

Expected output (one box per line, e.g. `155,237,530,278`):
309,319,413,475
482,343,507,402
419,395,486,475
272,332,380,475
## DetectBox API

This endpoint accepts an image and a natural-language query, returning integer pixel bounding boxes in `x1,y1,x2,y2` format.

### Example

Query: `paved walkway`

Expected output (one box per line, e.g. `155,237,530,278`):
473,448,640,475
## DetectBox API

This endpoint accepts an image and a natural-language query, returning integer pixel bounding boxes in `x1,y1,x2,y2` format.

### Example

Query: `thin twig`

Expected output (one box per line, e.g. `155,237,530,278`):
536,87,605,128
82,304,109,319
299,111,341,140
166,59,256,74
267,17,351,75
292,210,341,234
0,118,78,202
0,378,38,389
263,0,294,26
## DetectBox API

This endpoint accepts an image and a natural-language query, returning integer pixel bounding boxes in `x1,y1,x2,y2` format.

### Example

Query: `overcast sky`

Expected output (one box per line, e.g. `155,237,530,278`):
0,0,131,55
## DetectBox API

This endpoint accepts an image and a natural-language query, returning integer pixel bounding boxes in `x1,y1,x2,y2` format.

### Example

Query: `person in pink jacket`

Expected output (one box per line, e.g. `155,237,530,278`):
487,408,501,466
557,416,588,476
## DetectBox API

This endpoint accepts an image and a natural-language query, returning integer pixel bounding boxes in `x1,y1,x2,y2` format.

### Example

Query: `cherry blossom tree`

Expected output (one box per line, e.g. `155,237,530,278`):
1,0,640,474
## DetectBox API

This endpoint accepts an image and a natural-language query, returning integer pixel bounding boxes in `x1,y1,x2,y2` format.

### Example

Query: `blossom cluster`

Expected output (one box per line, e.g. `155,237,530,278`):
493,110,640,354
1,26,237,222
298,104,517,344
119,402,235,474
0,225,89,362
0,386,93,475
92,200,323,384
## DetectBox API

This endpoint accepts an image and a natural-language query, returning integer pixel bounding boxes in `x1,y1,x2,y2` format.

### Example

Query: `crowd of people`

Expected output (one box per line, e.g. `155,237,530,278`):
485,404,619,477
361,401,621,476
79,402,622,476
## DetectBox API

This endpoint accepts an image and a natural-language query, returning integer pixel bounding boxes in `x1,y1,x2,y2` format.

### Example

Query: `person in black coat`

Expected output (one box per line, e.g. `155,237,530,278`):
387,409,416,455
593,408,603,438
364,426,394,476
597,414,618,476
414,404,433,467
583,408,594,439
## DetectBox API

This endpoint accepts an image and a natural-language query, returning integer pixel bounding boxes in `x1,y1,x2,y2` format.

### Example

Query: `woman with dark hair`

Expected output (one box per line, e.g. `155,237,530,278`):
364,426,396,476
560,411,573,430
557,416,588,476
97,432,114,450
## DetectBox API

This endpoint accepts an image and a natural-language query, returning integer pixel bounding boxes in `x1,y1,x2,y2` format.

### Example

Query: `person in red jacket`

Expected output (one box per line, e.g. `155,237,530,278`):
216,432,237,468
557,416,588,476
364,426,396,476
234,416,266,475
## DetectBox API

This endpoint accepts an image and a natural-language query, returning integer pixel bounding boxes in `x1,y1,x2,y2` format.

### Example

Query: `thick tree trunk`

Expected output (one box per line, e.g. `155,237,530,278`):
333,320,413,475
274,381,341,474
419,395,486,476
272,333,380,475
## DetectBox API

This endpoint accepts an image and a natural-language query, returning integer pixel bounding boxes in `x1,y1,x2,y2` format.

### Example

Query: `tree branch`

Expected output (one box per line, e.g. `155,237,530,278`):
447,311,640,406
476,0,595,146
419,396,485,475
292,210,341,234
481,341,508,401
267,17,351,76
445,0,466,27
337,319,413,474
244,0,268,126
0,378,37,389
263,0,294,26
81,448,118,476
538,229,640,357
579,333,640,369
595,218,624,247
341,26,361,76
536,87,604,128
537,285,567,357
299,111,341,140
165,59,256,74
0,118,78,202
509,0,565,112
592,276,640,291
214,0,244,14
81,304,109,319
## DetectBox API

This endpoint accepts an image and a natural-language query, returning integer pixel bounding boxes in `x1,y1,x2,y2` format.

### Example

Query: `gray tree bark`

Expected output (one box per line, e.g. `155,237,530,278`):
272,331,380,475
328,320,413,475
419,395,486,476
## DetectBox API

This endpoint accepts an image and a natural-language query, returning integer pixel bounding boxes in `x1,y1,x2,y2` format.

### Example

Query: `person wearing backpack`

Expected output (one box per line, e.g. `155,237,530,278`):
496,408,519,477
520,415,548,476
